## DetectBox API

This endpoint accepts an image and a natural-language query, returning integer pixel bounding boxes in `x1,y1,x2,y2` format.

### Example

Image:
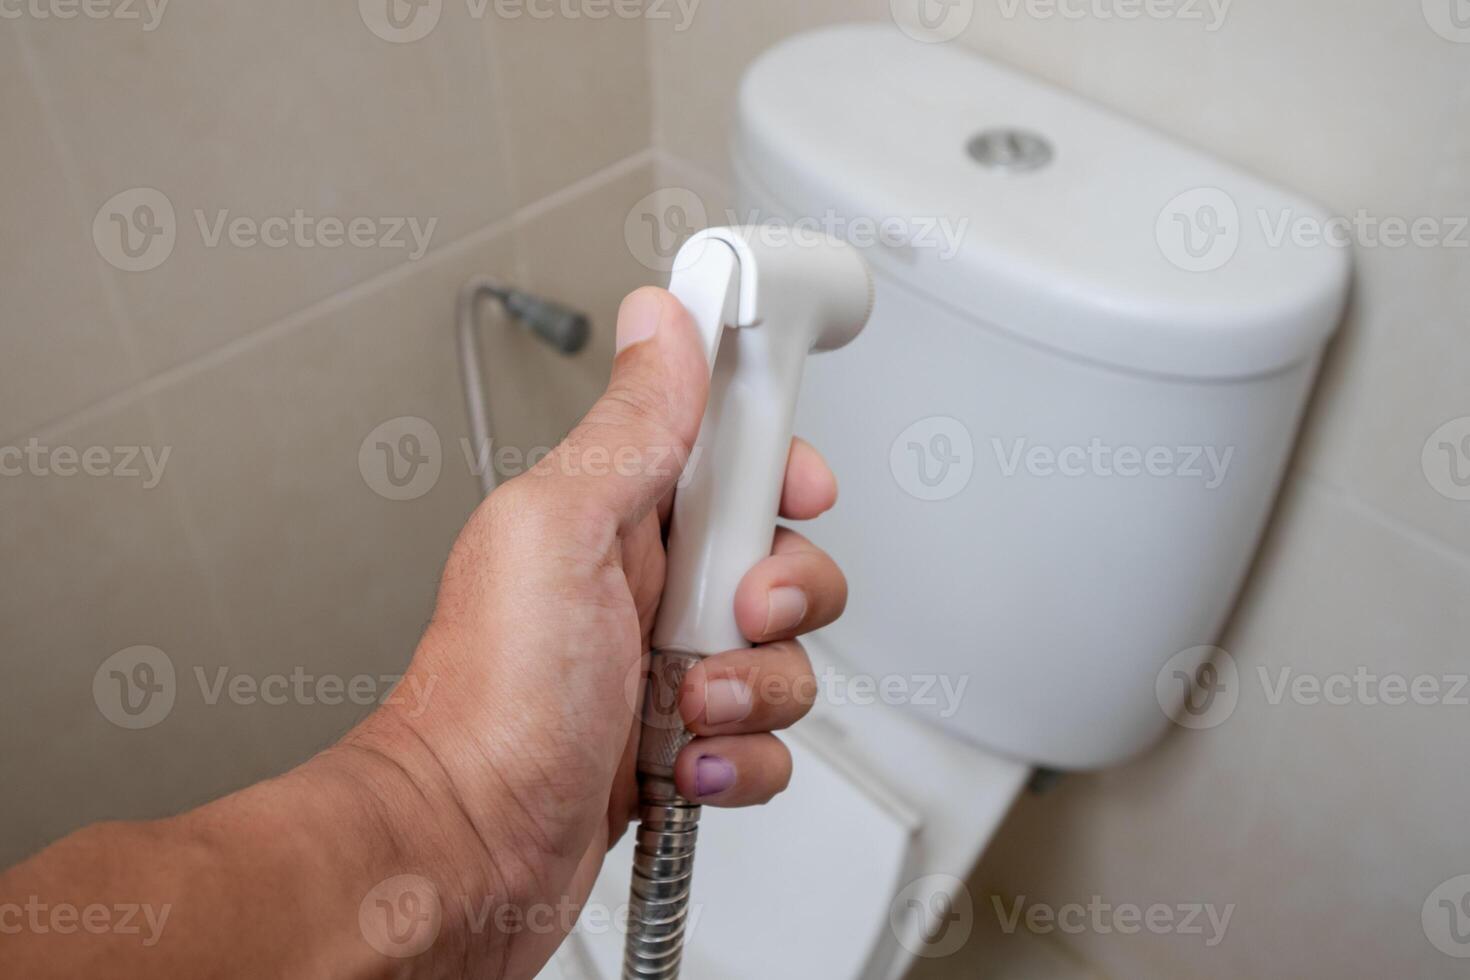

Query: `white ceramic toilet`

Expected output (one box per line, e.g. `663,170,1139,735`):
543,24,1349,980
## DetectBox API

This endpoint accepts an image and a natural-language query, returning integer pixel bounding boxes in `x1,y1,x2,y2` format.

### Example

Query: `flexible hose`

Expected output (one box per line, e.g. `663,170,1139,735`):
623,649,704,979
456,277,589,496
456,279,501,496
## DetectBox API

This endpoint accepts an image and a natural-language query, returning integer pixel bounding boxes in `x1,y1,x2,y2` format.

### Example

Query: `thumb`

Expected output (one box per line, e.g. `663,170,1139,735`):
536,286,710,530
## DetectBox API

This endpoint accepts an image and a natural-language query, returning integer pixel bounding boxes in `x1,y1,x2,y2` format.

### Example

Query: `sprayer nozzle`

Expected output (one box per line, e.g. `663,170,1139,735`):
502,290,592,355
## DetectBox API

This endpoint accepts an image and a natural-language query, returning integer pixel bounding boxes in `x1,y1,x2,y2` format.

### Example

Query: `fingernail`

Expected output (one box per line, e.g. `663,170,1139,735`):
615,290,662,354
702,677,755,726
695,755,736,798
763,587,808,637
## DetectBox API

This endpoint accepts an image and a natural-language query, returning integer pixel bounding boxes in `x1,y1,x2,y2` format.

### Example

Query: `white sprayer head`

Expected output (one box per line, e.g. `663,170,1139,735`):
667,225,874,380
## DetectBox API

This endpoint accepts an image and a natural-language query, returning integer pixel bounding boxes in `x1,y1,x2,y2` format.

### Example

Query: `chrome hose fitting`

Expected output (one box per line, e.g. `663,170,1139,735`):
623,649,703,979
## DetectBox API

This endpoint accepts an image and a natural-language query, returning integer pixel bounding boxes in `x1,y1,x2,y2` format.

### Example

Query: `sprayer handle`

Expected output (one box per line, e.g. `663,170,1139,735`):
622,228,871,980
650,228,871,657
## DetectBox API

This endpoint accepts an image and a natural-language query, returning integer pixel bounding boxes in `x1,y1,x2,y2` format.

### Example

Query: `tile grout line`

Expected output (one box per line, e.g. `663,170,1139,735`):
13,146,659,448
13,25,241,653
653,148,730,199
1297,469,1470,575
480,10,526,234
11,23,152,436
512,146,657,226
643,13,667,153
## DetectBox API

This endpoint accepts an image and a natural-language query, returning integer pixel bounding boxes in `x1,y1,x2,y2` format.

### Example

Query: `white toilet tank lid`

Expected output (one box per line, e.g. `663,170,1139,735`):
734,25,1350,380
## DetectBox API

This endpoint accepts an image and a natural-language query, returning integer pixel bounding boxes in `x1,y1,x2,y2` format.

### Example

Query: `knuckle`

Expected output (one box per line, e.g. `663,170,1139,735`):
481,480,562,541
477,474,617,562
753,642,817,727
591,377,680,444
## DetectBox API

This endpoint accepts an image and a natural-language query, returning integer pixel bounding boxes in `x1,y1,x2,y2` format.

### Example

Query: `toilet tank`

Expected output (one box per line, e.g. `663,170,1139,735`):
732,25,1350,770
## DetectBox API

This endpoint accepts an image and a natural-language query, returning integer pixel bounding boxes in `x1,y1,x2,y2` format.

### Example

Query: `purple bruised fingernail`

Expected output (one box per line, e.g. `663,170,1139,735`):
695,755,736,798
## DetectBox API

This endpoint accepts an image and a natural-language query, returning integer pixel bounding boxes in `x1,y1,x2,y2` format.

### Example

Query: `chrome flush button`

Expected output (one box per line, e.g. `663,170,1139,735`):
966,128,1054,172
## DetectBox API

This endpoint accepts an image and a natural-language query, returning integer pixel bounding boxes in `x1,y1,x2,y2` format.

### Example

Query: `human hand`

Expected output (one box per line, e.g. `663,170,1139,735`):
345,286,849,977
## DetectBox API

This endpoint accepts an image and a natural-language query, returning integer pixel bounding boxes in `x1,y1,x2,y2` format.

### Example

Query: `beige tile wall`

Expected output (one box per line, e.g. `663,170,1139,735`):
4,2,1466,977
645,1,1470,978
0,7,656,867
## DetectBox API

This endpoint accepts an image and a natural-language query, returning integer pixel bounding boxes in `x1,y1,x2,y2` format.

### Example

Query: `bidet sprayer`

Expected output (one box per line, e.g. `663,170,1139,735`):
622,227,873,979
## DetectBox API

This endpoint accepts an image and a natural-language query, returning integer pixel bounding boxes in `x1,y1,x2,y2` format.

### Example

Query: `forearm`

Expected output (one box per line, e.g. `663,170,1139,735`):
0,742,510,980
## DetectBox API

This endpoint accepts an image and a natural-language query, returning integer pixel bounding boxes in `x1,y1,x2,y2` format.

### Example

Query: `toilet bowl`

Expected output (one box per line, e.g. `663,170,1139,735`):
542,23,1348,980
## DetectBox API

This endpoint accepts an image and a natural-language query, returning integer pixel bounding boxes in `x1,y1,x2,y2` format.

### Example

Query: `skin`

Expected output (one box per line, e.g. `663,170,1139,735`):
0,287,848,980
